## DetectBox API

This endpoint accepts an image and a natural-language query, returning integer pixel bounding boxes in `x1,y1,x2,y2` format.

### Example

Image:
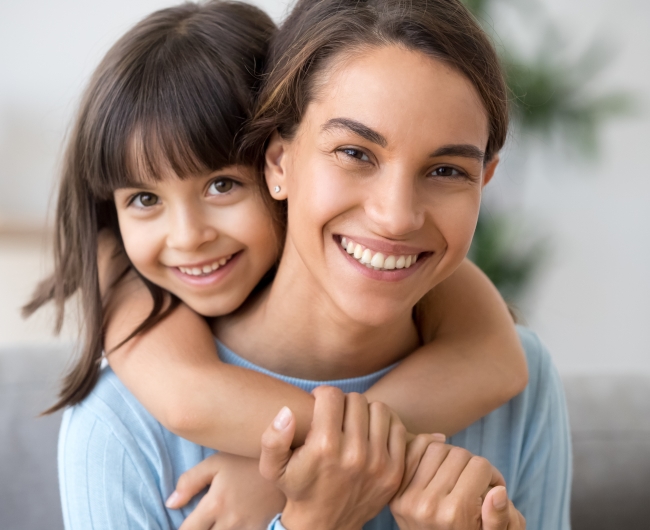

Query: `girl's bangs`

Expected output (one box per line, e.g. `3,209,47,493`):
87,34,250,199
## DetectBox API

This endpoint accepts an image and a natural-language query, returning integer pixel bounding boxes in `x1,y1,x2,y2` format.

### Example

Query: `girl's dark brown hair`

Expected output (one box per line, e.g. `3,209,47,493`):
242,0,509,215
23,0,275,414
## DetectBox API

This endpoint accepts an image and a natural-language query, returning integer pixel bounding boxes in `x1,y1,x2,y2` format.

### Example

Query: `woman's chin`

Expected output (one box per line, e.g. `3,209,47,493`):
333,293,416,329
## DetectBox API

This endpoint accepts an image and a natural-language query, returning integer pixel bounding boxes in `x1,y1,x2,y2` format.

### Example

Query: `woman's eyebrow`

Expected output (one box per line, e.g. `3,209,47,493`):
321,118,387,147
430,144,485,162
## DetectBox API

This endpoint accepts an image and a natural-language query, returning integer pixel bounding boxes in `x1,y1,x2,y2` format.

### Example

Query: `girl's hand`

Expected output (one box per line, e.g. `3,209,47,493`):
166,452,286,530
259,387,407,530
390,436,518,530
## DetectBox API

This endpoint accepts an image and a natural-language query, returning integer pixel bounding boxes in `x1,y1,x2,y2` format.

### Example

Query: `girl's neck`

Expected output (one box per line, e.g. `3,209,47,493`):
214,246,420,381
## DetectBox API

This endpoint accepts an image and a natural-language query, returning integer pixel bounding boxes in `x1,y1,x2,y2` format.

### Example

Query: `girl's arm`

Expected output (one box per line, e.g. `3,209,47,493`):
365,259,527,435
103,243,526,457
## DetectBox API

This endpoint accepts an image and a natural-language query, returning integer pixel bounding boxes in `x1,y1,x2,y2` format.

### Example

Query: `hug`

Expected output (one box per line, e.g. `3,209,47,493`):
26,0,572,528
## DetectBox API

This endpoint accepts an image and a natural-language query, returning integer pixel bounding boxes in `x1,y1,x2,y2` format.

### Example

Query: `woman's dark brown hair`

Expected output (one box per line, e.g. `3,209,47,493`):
242,0,509,208
23,0,275,413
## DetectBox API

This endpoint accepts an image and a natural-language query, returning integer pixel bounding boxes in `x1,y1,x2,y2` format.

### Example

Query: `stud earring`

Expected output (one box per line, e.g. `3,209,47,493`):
274,186,281,193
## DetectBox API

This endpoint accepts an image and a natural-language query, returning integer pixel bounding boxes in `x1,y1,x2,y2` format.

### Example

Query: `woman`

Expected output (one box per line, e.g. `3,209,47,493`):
59,0,571,528
212,0,572,526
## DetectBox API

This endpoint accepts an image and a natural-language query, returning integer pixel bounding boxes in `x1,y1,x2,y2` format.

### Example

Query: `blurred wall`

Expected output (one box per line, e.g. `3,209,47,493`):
0,0,648,373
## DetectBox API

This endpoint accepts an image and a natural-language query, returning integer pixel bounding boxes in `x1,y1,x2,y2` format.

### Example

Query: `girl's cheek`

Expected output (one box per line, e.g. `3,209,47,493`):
118,216,161,273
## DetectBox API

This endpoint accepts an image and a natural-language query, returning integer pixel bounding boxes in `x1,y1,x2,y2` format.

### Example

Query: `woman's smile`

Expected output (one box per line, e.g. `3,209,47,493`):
262,45,494,329
336,235,431,281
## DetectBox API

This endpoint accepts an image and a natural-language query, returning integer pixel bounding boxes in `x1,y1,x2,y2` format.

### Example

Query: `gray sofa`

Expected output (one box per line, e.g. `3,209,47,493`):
2,345,650,530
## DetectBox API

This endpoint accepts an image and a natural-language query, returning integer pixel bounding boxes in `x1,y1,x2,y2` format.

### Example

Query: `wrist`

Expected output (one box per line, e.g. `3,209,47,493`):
280,503,330,530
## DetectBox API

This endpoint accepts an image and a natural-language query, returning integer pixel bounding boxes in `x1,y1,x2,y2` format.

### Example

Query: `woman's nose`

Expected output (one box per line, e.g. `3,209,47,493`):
364,172,425,236
166,206,218,251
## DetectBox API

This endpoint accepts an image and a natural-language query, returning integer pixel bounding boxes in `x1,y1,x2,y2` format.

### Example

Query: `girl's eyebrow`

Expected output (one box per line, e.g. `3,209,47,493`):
115,181,157,191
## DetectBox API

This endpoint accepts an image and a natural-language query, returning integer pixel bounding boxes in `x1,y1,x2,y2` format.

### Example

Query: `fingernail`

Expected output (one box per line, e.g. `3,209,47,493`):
432,433,446,443
165,490,180,509
273,406,292,430
492,486,508,510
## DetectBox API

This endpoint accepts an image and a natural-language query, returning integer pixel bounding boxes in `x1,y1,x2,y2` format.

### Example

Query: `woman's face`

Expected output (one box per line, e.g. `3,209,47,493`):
266,45,498,327
114,164,279,317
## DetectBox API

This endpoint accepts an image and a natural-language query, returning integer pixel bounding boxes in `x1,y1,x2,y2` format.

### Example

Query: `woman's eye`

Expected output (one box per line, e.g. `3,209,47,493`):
208,178,237,195
431,166,463,178
132,192,159,208
339,148,370,162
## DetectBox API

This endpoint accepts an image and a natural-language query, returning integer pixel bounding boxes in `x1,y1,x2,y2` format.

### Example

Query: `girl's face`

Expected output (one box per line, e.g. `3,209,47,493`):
266,45,499,327
114,165,278,317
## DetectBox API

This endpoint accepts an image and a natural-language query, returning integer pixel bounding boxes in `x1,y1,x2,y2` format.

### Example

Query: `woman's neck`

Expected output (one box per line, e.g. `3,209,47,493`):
214,248,420,381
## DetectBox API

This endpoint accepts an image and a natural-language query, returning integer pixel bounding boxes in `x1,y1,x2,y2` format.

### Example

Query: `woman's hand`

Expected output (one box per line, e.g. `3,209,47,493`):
259,387,407,530
390,435,525,530
165,452,286,530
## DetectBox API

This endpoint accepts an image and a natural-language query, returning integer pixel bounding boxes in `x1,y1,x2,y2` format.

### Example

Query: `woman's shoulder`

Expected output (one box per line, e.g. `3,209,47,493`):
59,367,161,461
515,325,565,410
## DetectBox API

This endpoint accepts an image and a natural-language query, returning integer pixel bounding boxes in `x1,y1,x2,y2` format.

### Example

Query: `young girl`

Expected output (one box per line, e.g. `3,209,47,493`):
25,0,535,527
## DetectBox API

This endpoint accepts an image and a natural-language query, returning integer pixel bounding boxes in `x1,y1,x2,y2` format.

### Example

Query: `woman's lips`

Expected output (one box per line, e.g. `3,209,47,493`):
335,236,430,281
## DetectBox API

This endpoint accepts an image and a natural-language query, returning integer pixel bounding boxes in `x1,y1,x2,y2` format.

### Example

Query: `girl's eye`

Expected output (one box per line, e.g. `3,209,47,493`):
208,178,237,195
132,192,159,208
339,148,370,162
430,166,464,178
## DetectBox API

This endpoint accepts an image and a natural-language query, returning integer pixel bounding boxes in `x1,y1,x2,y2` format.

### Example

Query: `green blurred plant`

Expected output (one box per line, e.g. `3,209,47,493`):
463,0,633,302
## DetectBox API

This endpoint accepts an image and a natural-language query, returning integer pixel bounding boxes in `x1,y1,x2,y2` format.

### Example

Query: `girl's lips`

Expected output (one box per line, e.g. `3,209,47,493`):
336,239,429,282
170,251,242,287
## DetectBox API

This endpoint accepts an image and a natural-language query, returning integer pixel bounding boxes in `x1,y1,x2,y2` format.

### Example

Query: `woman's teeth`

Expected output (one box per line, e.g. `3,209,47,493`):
178,255,232,276
340,237,418,271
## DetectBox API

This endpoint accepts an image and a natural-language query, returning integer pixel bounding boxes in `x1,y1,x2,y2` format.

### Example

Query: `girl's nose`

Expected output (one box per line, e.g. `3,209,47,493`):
364,171,425,237
166,207,218,251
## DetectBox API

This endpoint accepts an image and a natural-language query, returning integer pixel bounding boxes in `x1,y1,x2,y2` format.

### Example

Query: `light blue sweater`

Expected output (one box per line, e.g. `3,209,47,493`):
58,327,572,529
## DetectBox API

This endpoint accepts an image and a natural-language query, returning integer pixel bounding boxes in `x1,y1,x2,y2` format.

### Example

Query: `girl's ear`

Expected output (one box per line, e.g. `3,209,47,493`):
482,154,500,188
265,131,289,200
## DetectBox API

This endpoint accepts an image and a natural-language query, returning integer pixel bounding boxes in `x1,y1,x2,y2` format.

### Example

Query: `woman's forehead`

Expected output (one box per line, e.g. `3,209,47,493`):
307,45,490,150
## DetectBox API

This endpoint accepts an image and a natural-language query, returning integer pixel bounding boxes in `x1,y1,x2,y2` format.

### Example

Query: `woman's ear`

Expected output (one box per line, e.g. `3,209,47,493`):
265,131,288,200
482,154,500,188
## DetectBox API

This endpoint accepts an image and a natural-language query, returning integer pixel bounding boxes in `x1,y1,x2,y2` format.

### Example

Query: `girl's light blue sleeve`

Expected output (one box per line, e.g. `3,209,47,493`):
58,405,173,530
511,331,573,530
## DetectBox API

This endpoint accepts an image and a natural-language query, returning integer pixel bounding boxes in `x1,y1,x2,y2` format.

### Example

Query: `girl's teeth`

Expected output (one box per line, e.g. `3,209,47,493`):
340,237,420,272
179,255,233,276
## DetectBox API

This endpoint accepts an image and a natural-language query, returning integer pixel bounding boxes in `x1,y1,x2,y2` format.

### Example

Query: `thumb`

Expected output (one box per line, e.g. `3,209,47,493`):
259,406,295,483
166,453,221,509
482,486,510,530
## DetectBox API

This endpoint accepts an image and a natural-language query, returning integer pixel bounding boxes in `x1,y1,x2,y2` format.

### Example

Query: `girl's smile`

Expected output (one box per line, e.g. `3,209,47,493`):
114,165,278,317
